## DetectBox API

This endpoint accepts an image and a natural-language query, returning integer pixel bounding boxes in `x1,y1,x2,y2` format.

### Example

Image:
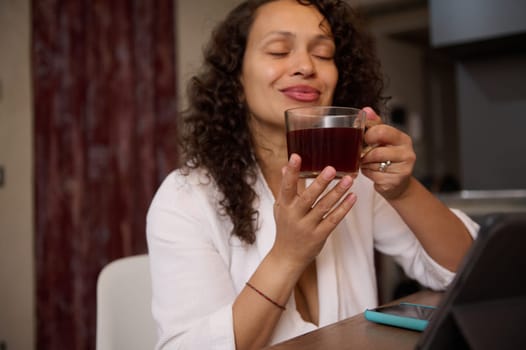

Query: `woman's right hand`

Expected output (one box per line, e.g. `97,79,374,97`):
270,153,357,271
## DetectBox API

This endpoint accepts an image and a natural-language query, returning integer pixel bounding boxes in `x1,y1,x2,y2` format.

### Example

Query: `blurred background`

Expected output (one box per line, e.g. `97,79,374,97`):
1,0,525,349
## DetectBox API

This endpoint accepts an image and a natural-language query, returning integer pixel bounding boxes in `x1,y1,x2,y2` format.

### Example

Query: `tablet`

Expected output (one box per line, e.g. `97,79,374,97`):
416,213,526,350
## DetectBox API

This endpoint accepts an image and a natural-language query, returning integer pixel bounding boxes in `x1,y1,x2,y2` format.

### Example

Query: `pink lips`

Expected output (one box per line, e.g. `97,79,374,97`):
280,85,320,102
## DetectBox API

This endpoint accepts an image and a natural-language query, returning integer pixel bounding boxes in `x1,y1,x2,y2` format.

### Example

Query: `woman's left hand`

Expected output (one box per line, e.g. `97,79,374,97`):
360,107,416,200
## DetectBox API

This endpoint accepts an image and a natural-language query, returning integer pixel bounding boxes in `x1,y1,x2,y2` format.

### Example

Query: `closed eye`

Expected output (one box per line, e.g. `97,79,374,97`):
314,55,333,61
268,52,289,57
268,51,289,56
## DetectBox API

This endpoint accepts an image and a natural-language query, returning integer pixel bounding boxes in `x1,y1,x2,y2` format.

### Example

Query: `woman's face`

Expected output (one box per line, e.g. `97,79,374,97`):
241,0,338,132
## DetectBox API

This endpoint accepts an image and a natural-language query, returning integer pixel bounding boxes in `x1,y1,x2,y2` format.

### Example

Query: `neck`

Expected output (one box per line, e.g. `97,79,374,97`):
249,120,288,198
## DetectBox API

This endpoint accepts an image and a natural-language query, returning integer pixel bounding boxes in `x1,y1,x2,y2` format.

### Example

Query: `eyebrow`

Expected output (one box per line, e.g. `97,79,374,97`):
262,31,334,43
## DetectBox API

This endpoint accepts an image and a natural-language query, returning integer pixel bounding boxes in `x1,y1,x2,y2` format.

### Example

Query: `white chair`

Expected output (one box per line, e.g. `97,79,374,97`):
96,254,157,350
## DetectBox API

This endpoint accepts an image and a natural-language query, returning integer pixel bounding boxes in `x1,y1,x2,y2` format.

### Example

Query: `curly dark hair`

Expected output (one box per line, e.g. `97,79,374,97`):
180,0,386,244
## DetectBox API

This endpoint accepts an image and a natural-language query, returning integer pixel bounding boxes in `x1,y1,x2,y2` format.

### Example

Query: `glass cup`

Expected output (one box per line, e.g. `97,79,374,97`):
285,106,366,178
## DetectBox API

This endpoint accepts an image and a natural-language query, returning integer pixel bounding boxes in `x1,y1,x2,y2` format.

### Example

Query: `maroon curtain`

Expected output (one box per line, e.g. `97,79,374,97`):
32,0,178,348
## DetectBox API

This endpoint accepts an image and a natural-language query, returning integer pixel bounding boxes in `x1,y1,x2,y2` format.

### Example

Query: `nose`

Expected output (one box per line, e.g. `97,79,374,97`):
292,50,315,77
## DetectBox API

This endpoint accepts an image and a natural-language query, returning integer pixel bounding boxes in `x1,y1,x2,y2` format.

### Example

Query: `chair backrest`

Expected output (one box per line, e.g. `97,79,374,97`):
96,254,157,350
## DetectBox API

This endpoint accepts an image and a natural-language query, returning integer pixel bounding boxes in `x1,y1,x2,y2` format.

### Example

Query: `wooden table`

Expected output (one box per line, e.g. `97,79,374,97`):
266,290,443,350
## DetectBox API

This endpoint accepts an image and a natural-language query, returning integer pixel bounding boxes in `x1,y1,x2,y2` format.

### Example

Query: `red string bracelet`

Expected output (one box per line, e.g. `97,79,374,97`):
245,282,286,311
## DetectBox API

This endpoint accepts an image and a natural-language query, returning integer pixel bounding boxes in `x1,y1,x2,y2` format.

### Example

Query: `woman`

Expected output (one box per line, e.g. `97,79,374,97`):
146,0,478,349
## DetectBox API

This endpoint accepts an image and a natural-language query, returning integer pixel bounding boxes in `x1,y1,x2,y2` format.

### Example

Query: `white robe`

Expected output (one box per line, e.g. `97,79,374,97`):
146,167,479,349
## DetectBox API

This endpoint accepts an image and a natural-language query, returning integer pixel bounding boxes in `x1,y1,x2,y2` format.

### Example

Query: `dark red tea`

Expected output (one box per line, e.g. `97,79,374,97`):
286,127,363,177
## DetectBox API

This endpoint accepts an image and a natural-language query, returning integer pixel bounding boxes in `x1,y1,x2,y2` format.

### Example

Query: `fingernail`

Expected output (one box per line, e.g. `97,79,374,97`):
367,112,376,120
322,167,335,180
289,155,298,166
340,176,352,188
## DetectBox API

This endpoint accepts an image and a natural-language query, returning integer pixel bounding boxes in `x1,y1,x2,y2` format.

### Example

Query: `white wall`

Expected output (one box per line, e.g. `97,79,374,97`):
176,0,243,109
0,1,34,349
